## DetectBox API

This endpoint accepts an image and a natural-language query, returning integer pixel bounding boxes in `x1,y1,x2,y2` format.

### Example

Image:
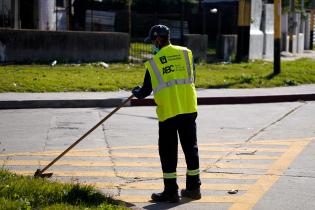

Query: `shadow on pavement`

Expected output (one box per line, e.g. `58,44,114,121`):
97,108,158,120
141,198,194,210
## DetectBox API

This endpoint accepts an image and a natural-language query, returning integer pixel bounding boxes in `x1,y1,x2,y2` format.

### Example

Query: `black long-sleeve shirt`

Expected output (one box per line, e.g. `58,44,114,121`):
136,70,152,99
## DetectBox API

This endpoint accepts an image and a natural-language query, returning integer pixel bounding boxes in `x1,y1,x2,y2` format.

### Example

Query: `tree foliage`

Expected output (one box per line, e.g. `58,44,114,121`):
131,0,197,13
282,0,314,10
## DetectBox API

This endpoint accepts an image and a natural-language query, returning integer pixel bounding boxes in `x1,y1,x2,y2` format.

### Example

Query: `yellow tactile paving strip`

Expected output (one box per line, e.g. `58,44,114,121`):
1,137,313,210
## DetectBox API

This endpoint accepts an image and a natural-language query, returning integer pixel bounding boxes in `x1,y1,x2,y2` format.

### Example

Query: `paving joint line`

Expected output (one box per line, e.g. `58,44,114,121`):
279,174,315,179
100,110,157,121
41,116,52,157
0,142,4,154
207,171,315,179
203,102,306,172
245,101,307,142
125,177,162,183
203,171,315,180
202,151,235,172
203,171,254,175
0,141,8,159
98,111,125,196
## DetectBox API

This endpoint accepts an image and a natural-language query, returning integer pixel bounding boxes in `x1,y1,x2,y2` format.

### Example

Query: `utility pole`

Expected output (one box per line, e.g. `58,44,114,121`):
236,0,251,62
310,0,315,49
301,0,305,38
289,0,295,52
181,0,187,45
290,0,295,11
311,10,314,49
154,0,158,24
274,0,282,74
55,1,58,31
202,1,206,34
198,0,202,34
67,0,72,30
1,0,4,27
128,0,132,36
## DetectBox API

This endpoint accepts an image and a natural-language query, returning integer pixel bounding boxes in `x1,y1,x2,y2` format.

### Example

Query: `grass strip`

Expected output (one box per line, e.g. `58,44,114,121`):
0,169,127,210
0,58,315,92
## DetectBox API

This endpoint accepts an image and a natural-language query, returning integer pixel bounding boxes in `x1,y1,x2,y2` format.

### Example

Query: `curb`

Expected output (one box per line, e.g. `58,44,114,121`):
1,94,315,109
131,94,315,106
0,98,127,109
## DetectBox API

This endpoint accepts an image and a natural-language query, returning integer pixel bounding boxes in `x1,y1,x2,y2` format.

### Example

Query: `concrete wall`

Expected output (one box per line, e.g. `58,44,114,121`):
184,34,208,62
288,13,301,54
38,0,68,31
38,0,56,30
217,35,237,61
262,4,274,60
0,29,129,63
305,14,310,50
298,33,304,54
281,13,289,51
249,0,264,60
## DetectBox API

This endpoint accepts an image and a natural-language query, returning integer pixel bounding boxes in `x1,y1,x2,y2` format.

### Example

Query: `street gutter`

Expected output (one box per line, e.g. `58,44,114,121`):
1,94,315,109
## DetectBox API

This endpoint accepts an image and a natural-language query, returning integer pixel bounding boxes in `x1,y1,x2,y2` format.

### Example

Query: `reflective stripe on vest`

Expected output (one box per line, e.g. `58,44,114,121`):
150,49,193,94
187,168,200,176
183,49,192,81
153,77,194,94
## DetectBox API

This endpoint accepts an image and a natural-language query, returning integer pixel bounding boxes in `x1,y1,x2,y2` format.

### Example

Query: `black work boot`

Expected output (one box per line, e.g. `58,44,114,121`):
151,179,179,203
181,188,201,200
151,190,180,203
182,174,201,199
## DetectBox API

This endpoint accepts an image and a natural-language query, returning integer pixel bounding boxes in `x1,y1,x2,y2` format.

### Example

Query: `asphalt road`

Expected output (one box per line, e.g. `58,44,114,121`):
1,102,315,210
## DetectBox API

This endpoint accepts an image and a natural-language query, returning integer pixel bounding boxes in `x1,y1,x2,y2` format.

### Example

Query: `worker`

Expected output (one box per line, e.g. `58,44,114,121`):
132,25,201,203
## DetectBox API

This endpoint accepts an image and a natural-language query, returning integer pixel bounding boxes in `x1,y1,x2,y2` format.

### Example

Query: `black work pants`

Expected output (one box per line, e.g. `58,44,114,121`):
158,112,201,191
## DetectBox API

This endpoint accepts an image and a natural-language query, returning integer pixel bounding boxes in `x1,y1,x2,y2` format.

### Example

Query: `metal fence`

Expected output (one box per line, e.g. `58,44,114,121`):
0,1,239,63
129,41,152,63
128,12,191,63
126,2,238,63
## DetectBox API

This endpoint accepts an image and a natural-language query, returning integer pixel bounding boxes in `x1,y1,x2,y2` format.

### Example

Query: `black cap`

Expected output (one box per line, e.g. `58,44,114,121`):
144,25,170,43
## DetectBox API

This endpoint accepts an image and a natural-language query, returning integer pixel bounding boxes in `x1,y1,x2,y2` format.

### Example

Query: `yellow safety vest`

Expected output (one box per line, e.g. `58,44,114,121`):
145,44,197,122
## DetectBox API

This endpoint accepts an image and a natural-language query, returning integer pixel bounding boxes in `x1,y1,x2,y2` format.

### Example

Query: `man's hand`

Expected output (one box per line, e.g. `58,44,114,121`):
132,86,144,99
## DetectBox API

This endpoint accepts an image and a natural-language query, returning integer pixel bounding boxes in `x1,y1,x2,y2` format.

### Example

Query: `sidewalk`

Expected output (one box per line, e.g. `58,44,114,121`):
1,84,315,109
280,50,315,61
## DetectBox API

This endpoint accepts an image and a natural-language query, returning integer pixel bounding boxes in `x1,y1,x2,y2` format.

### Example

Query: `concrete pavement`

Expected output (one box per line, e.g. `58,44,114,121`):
1,100,315,209
1,85,315,209
1,84,315,109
